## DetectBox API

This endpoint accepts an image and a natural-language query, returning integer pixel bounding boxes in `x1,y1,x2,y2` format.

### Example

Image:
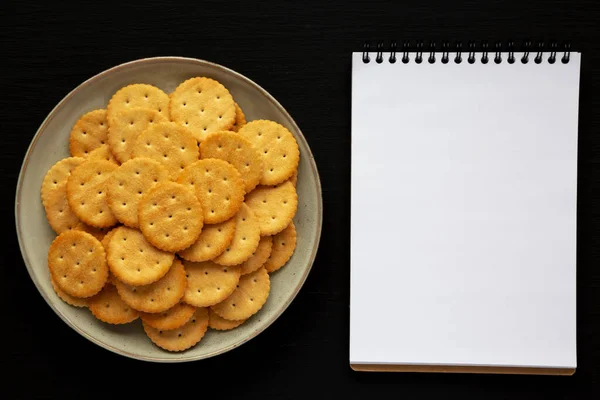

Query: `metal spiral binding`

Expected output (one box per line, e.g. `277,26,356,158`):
455,41,462,64
415,41,423,64
362,40,571,64
468,41,476,64
481,41,489,64
494,42,502,64
442,42,449,64
376,41,384,63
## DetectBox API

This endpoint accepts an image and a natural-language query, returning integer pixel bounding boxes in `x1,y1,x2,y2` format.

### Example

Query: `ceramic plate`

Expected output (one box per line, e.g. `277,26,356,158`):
15,57,322,362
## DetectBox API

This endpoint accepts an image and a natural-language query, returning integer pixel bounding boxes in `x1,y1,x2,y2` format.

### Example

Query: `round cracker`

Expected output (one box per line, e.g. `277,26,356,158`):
244,181,298,236
101,227,119,284
238,120,300,185
264,221,296,273
87,144,119,165
214,204,260,266
107,84,170,125
138,181,204,252
176,159,245,224
44,182,81,234
240,235,273,275
115,258,186,313
183,260,241,307
107,226,174,286
41,157,85,208
200,131,263,192
66,159,119,228
178,218,236,262
141,302,196,330
131,121,199,179
208,308,246,331
143,307,209,352
231,102,246,132
48,230,109,298
69,109,109,157
211,267,270,321
75,223,112,241
107,158,169,228
50,275,88,307
89,284,139,324
107,107,168,163
169,77,236,142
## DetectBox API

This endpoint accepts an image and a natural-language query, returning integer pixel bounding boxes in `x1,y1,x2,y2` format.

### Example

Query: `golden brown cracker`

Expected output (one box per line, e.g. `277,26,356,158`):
66,159,119,228
264,221,296,273
115,258,186,313
244,181,298,235
89,284,139,324
107,107,168,163
238,120,299,185
169,77,236,142
208,308,246,330
211,267,270,321
176,159,244,224
138,181,204,252
143,307,209,352
75,223,112,241
69,109,109,157
48,230,109,298
141,302,196,330
107,84,170,125
107,158,169,228
44,182,82,234
200,131,263,192
214,203,261,266
87,144,119,165
131,121,199,179
50,275,88,307
239,235,273,275
178,218,236,262
107,226,174,286
41,157,85,208
231,102,246,132
183,260,241,307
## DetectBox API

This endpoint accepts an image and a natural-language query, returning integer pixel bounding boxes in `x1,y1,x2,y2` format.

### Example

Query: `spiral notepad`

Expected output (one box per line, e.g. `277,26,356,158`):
350,41,580,375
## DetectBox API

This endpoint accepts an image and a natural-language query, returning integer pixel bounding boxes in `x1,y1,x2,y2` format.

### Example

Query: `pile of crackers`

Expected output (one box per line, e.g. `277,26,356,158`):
41,78,299,352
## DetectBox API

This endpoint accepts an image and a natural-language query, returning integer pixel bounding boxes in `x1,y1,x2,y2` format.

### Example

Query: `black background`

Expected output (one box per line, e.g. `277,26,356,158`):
2,0,599,398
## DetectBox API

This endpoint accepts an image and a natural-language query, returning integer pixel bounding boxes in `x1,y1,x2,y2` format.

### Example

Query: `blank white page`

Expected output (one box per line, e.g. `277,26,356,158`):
350,52,580,370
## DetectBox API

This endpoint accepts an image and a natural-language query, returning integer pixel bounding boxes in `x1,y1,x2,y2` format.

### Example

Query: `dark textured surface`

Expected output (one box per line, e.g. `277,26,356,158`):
2,0,599,398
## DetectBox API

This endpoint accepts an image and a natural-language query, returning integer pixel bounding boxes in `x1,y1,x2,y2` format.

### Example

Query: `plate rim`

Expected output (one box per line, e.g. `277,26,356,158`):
14,56,323,362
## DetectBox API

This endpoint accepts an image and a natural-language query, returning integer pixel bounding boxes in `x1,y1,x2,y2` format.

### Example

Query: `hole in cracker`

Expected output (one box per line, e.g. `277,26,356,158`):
171,195,176,199
262,200,266,203
264,150,268,154
99,210,103,214
197,289,201,293
169,215,172,219
82,131,87,135
208,188,212,193
63,274,66,278
106,304,109,308
223,177,227,181
236,285,239,288
211,210,215,214
203,127,207,131
242,218,246,222
192,319,196,323
147,142,151,146
119,182,124,186
270,169,273,172
283,200,287,204
206,244,210,248
163,154,168,158
122,139,126,143
165,234,170,238
138,191,142,195
250,298,254,301
232,303,236,307
159,330,162,334
145,94,148,98
187,207,191,211
204,271,208,275
150,298,154,302
253,279,257,283
84,151,88,154
97,171,101,175
184,226,188,231
150,119,154,123
98,191,102,195
272,216,276,219
217,287,220,290
258,132,262,136
245,162,250,167
132,288,137,292
150,222,154,226
93,268,96,272
217,228,222,232
137,268,140,272
80,202,85,206
130,121,134,125
158,108,162,112
178,333,182,337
